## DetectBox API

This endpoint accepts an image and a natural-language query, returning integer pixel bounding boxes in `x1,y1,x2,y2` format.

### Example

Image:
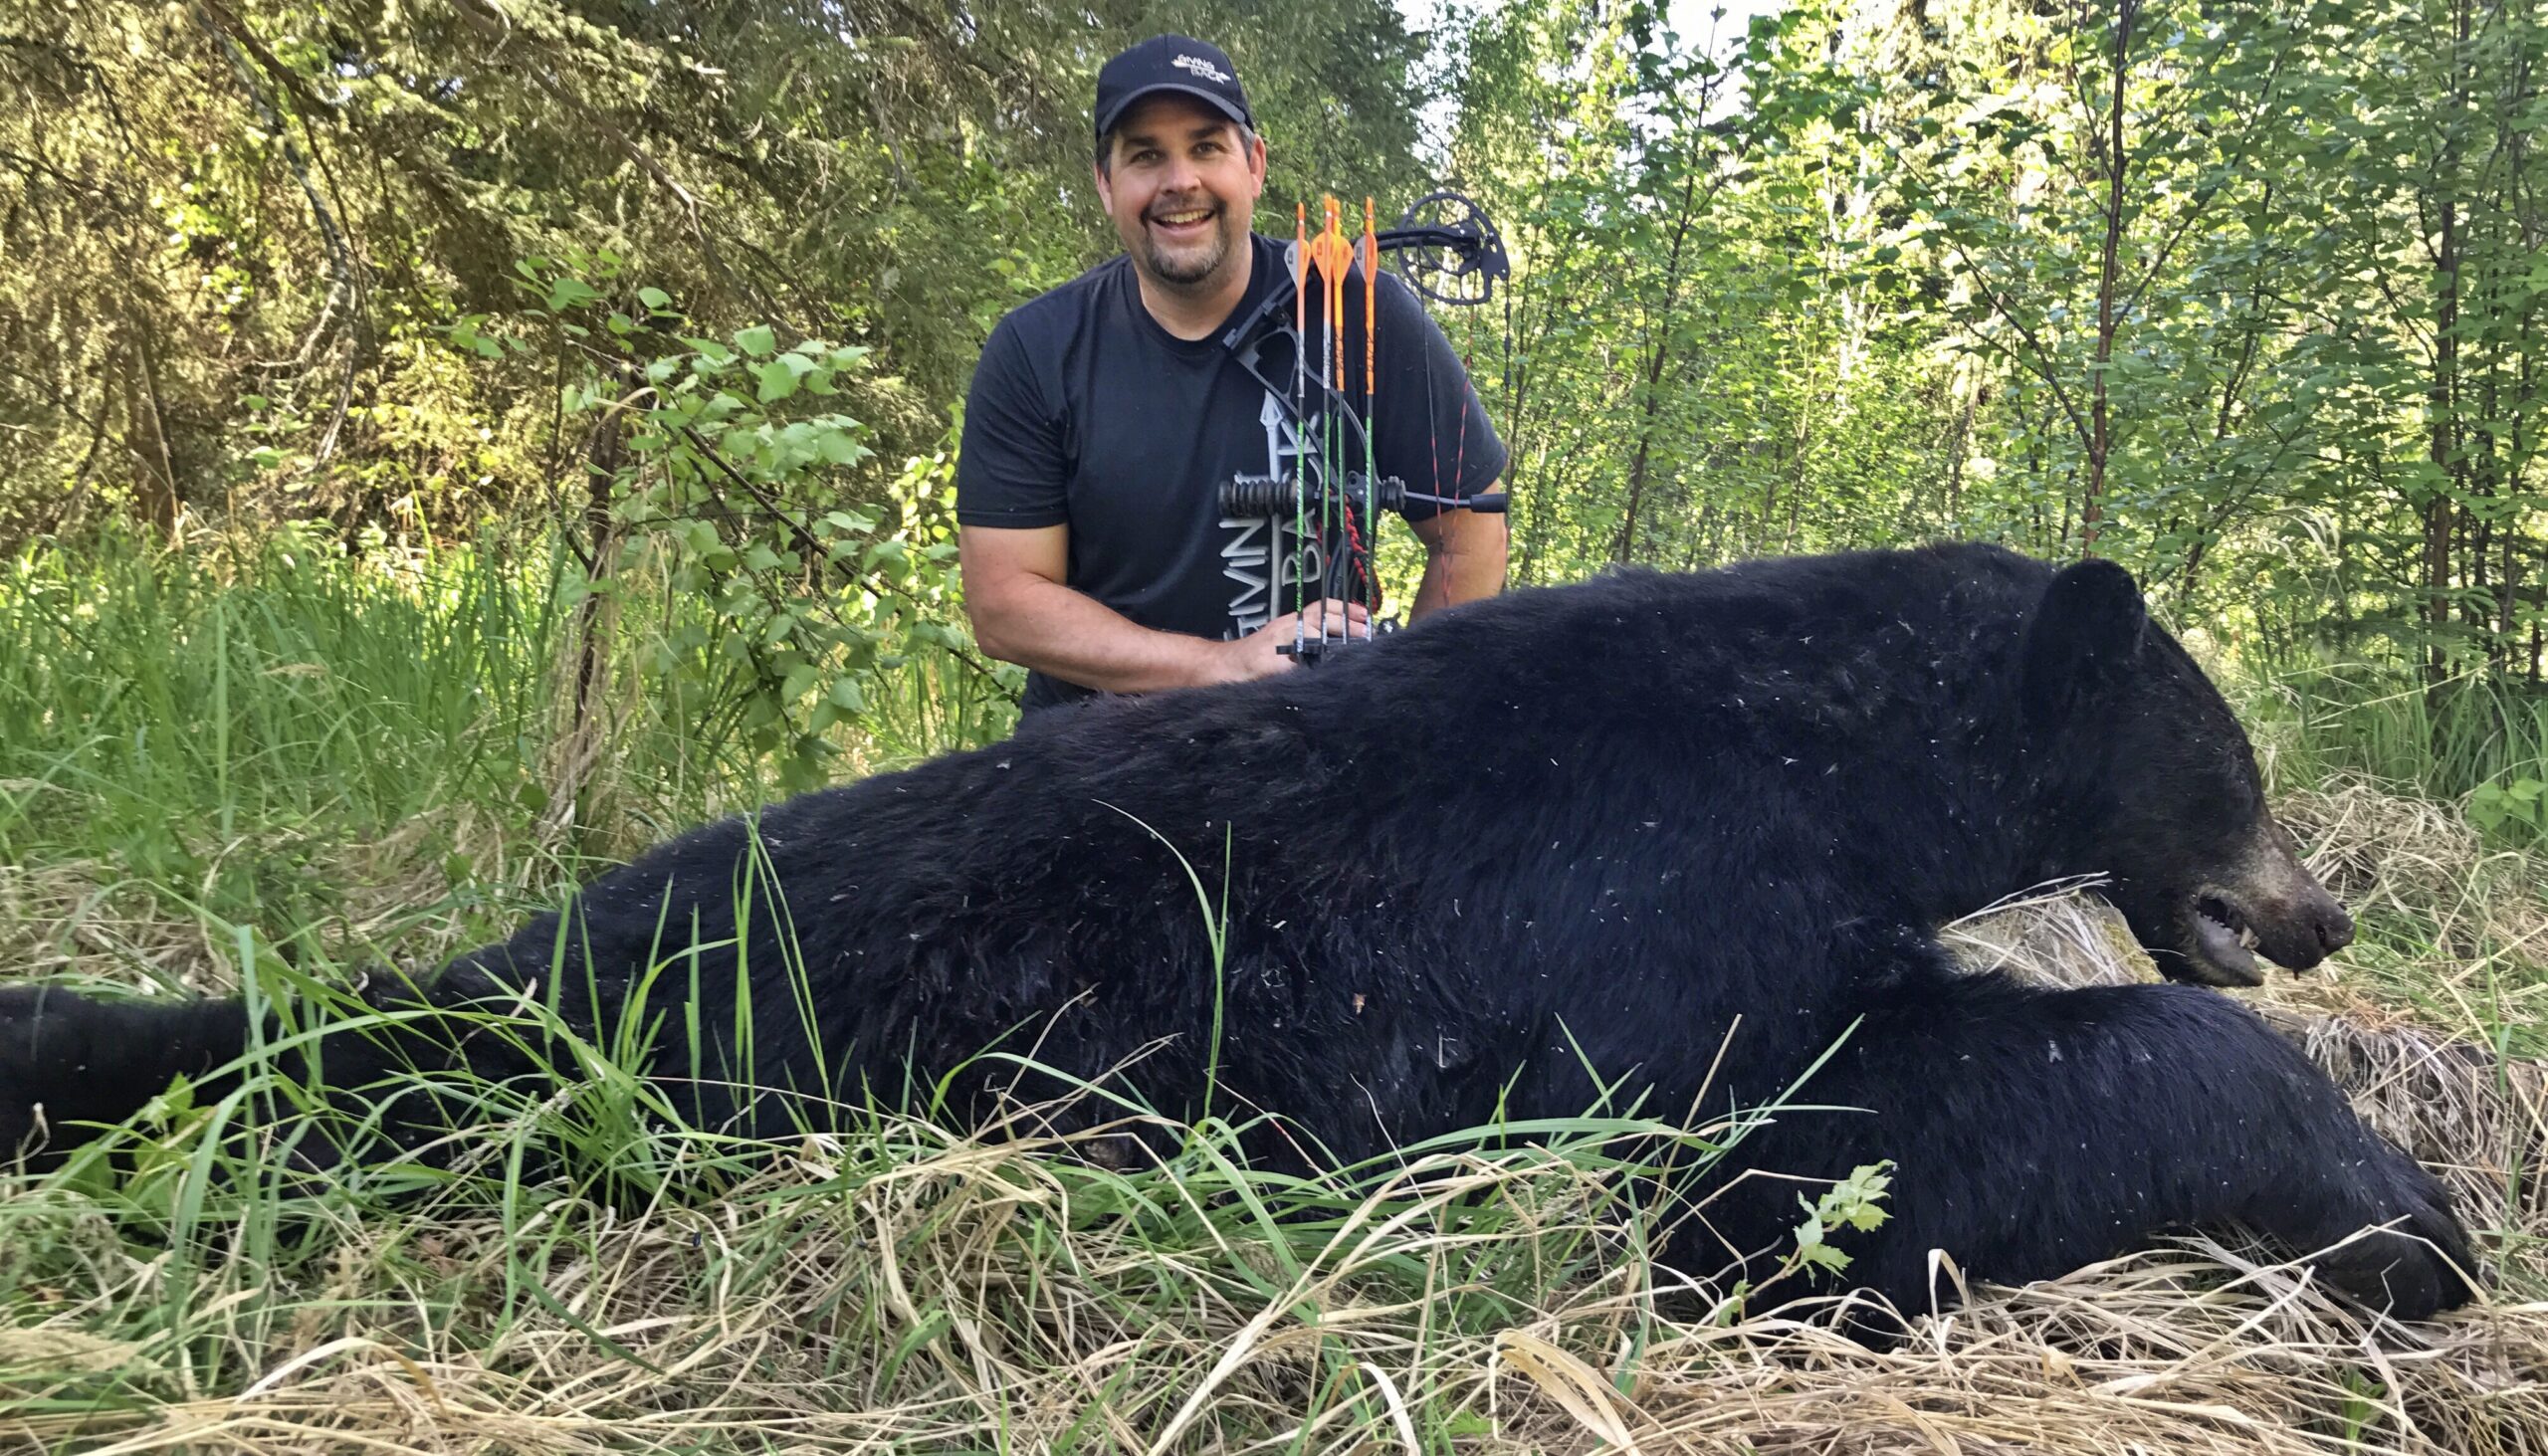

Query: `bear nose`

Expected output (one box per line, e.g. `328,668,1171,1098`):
2314,902,2355,954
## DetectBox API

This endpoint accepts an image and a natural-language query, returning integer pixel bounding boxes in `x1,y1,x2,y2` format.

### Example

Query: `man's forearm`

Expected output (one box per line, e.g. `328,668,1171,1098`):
1410,518,1510,620
969,578,1235,695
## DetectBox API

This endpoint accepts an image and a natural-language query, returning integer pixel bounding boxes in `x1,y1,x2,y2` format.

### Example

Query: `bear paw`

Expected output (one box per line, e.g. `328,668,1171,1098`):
2301,1156,2476,1322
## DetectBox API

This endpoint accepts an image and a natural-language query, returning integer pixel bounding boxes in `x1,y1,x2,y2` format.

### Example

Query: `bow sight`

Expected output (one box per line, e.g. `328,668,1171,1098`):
1217,189,1509,665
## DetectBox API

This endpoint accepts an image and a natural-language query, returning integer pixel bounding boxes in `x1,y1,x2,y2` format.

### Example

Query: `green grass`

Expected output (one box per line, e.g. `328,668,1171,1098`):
0,802,1746,1453
0,1063,1726,1452
0,526,1012,988
0,527,574,972
0,532,1734,1446
2242,658,2548,849
2220,657,2548,1052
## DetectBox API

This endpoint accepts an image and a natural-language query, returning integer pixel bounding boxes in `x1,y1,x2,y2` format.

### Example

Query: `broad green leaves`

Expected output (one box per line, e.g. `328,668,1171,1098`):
490,257,983,791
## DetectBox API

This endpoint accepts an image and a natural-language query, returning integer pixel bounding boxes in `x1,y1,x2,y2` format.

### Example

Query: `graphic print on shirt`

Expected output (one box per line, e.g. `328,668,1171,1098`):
1219,324,1333,636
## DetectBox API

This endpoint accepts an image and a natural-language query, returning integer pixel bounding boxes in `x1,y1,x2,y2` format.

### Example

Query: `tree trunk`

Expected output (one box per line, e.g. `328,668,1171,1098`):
2505,352,2534,661
121,328,181,539
2082,0,2138,556
2468,361,2498,649
544,391,628,850
2422,0,2469,688
1612,174,1702,565
1943,365,1978,526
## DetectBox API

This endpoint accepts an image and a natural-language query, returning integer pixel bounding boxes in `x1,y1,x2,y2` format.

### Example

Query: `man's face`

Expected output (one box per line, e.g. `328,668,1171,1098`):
1094,95,1266,293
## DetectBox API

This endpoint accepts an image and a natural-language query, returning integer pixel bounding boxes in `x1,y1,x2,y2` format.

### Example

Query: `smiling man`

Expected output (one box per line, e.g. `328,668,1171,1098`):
956,35,1509,717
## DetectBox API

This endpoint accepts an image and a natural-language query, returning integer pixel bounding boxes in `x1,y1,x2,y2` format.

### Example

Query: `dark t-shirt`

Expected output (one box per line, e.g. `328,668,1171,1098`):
956,231,1507,712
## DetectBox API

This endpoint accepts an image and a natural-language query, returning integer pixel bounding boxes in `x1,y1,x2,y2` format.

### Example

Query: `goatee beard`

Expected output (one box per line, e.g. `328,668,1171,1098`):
1143,212,1231,288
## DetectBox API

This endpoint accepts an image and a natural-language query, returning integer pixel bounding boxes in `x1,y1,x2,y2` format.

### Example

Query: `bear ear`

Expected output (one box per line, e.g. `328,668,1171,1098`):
2019,557,2149,726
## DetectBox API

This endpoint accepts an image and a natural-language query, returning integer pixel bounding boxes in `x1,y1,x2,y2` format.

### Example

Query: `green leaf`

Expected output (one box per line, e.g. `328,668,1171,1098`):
544,277,601,312
735,324,778,357
757,359,800,402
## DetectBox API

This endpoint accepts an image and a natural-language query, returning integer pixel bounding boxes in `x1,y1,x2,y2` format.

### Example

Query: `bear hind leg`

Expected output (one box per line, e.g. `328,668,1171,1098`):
0,984,253,1165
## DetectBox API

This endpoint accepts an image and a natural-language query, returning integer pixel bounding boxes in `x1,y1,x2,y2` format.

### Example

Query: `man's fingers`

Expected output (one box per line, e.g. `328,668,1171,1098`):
1227,600,1379,681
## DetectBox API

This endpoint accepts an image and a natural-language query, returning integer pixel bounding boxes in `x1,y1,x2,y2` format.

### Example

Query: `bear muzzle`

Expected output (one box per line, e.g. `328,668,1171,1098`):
2182,823,2354,985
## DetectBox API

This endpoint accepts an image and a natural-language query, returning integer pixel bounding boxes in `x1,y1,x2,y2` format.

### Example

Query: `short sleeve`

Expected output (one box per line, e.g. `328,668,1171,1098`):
1370,274,1508,520
956,316,1071,528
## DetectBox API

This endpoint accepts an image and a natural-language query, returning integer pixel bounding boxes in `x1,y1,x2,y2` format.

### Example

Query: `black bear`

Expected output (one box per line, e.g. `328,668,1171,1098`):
0,544,2474,1320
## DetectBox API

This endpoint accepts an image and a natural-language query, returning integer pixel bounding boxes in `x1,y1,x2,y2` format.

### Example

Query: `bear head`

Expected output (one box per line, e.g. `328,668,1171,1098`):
2019,558,2354,987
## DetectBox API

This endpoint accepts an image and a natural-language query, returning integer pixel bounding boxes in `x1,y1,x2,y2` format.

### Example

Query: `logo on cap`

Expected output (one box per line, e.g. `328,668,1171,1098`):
1171,54,1232,85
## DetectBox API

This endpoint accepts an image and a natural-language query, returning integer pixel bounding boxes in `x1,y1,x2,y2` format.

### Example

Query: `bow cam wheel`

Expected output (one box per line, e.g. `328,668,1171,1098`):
1391,191,1509,307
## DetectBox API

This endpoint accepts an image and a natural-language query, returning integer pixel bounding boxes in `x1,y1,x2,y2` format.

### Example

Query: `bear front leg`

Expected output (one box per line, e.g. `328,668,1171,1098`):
1702,974,2474,1323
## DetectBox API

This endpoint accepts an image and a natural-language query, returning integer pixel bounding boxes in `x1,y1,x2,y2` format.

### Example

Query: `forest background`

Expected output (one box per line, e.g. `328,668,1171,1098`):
5,0,2547,881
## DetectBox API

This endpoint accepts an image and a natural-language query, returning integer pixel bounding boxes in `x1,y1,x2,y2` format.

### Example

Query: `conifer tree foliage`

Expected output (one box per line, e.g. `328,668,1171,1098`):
0,0,1422,536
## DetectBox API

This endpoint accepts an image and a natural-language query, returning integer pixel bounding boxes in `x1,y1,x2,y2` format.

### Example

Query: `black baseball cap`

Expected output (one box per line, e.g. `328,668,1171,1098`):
1093,35,1255,147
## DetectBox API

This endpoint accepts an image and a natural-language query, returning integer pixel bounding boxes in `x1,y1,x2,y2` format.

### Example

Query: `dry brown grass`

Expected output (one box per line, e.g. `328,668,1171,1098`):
1,778,2544,1454
0,799,559,997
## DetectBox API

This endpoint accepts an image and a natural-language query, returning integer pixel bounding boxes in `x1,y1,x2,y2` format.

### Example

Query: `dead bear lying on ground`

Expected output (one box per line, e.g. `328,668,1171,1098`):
0,544,2475,1321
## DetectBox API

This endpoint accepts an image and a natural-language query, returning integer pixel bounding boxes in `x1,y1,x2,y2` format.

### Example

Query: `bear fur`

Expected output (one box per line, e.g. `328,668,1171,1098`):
0,544,2474,1320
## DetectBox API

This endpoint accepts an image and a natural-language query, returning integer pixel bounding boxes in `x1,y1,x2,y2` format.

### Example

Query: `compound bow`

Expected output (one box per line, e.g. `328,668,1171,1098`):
1213,189,1511,664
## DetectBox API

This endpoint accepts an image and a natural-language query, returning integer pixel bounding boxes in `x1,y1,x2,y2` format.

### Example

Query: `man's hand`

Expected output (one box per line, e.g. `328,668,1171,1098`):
1217,599,1371,682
